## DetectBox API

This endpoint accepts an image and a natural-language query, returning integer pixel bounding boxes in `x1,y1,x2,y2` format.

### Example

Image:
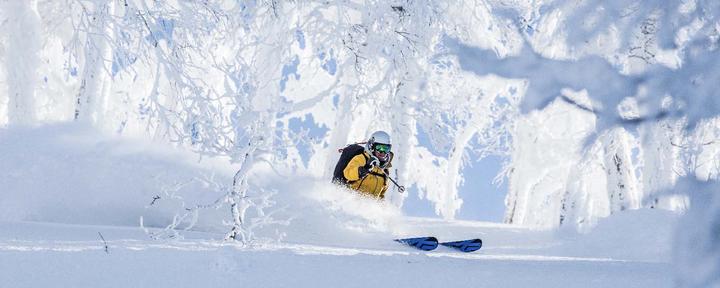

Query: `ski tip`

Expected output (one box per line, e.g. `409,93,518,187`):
440,238,482,253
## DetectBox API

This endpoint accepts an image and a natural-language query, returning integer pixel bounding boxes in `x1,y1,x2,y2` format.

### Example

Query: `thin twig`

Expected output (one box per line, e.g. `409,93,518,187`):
98,232,109,254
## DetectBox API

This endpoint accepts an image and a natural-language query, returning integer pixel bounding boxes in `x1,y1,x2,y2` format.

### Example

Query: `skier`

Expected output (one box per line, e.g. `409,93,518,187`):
332,130,394,199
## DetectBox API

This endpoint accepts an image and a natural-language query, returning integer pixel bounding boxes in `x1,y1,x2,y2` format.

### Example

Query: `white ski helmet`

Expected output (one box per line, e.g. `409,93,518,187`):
367,130,392,153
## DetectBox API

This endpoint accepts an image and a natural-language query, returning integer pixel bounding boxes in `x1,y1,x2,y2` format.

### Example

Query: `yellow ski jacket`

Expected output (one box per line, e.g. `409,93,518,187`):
342,151,391,199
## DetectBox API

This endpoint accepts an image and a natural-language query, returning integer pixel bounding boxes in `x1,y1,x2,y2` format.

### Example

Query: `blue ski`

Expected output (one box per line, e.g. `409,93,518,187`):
394,236,439,251
440,238,482,252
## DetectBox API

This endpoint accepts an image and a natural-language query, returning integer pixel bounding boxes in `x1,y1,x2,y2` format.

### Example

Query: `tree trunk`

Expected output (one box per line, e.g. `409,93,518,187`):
75,1,113,124
4,0,41,125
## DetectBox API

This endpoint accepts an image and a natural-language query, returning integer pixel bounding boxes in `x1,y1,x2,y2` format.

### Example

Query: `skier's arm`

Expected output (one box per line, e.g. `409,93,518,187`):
343,154,368,181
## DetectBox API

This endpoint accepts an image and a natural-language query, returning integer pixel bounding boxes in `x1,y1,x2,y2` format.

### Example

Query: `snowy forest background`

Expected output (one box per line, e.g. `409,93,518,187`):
1,0,719,286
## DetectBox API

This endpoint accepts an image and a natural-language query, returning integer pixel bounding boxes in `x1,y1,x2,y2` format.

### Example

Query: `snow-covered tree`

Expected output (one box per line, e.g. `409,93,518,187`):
1,0,42,125
5,5,720,285
448,1,720,285
73,1,114,124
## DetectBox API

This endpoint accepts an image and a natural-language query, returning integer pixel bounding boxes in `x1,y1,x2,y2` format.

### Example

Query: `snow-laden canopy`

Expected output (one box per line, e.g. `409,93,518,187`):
1,1,719,285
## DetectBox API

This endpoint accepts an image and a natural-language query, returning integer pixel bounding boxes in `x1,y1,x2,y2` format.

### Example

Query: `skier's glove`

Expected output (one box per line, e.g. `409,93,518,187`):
368,157,380,169
359,157,380,178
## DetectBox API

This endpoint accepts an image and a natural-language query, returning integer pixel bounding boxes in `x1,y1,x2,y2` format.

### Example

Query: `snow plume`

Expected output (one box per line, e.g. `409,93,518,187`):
299,181,407,239
0,124,408,245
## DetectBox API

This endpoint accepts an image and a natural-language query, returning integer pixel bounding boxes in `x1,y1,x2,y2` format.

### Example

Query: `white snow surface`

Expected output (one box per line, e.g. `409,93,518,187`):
0,125,678,287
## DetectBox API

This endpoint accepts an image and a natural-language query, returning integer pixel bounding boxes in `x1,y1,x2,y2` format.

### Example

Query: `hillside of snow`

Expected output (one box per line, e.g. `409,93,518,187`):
1,125,678,287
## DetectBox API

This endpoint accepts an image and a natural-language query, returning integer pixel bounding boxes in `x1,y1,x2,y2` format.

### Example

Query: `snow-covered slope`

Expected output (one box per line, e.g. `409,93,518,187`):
0,219,674,288
0,125,677,287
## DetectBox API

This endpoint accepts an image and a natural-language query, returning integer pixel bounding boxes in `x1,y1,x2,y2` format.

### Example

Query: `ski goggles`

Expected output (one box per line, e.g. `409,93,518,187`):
373,143,391,153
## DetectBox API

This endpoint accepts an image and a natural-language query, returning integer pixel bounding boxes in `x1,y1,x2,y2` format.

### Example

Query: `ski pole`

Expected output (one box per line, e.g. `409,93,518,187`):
388,176,405,193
